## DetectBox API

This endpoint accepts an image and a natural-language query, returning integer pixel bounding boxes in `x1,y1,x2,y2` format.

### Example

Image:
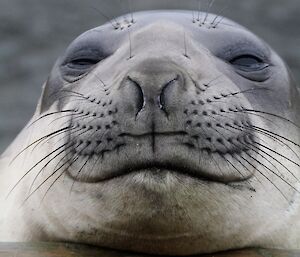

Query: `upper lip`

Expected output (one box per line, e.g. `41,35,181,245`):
119,131,188,138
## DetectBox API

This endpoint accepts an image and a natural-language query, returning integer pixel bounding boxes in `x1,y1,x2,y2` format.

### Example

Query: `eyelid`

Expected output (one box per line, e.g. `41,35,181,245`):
63,48,104,65
220,43,268,63
230,55,263,64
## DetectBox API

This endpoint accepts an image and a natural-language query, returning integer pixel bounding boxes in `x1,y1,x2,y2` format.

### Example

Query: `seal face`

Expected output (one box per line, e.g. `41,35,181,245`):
0,10,300,255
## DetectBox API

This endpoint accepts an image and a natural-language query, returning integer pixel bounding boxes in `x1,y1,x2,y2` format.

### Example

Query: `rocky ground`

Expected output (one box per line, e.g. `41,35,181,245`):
0,0,299,153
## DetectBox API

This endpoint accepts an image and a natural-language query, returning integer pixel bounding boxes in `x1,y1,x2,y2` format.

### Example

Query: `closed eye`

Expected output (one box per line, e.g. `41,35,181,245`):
230,55,269,72
67,58,100,70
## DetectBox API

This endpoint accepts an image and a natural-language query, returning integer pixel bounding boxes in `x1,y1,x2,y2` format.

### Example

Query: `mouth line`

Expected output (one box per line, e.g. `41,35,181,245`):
92,161,250,185
119,131,188,138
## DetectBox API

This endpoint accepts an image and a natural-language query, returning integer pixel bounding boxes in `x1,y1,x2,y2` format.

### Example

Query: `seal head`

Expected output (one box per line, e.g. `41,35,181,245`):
1,10,300,255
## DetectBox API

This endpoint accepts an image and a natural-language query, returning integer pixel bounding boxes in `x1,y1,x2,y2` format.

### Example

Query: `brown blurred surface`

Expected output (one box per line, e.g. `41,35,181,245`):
0,243,300,257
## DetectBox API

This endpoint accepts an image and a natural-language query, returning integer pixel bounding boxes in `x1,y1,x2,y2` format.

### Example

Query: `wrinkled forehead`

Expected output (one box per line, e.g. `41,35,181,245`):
69,10,270,62
69,10,269,56
118,10,242,28
86,10,246,35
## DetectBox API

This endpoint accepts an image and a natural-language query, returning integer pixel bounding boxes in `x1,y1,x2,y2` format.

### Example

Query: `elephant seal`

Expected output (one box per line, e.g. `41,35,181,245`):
0,10,300,256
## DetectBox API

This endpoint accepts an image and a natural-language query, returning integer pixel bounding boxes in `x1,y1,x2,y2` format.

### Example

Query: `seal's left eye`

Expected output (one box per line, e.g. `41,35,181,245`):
230,55,269,72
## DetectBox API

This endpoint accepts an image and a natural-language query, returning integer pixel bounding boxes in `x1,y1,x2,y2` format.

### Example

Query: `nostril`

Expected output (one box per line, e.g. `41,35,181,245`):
127,76,145,117
159,75,180,117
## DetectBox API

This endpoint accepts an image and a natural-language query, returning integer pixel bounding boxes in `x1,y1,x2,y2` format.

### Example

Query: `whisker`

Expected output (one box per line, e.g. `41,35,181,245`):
221,122,297,176
183,31,189,58
223,118,300,163
197,0,201,21
195,127,225,175
248,141,298,181
222,154,245,179
254,141,300,168
242,109,300,129
22,153,80,206
69,156,91,196
250,125,300,148
7,142,71,199
10,126,72,165
246,151,299,193
232,154,264,187
127,26,133,59
89,6,118,29
27,110,74,128
128,0,134,23
213,111,299,152
210,6,229,28
28,143,76,194
44,142,92,201
237,153,289,201
202,0,215,25
48,112,84,125
213,16,225,28
31,125,76,153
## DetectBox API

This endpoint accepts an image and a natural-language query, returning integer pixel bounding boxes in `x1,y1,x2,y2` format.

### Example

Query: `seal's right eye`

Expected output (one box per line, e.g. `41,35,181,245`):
67,58,100,70
61,54,103,82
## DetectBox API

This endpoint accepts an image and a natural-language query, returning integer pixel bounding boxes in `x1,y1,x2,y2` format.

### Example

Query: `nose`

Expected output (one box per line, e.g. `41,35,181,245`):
120,61,185,117
126,74,181,117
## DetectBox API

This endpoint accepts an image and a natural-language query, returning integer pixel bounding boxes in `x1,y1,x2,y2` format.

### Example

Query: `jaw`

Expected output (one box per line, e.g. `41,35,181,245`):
36,167,291,255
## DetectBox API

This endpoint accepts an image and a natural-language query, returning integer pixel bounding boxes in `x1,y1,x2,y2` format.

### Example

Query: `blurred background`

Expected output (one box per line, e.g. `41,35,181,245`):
0,0,299,153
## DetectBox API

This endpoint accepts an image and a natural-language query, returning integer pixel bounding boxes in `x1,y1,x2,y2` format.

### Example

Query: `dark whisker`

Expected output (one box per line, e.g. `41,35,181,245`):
195,127,224,175
247,141,298,180
197,0,201,21
31,125,76,153
232,154,264,187
183,31,189,58
48,112,86,125
127,26,133,59
202,0,215,24
228,109,278,127
223,121,298,174
213,16,225,28
246,151,299,193
128,0,134,23
237,153,289,201
48,88,84,99
28,143,76,194
251,125,300,148
254,141,300,168
48,127,86,147
93,73,109,91
10,126,72,165
223,117,300,163
222,155,245,179
89,6,118,29
242,109,300,129
23,153,80,206
69,156,91,195
231,87,271,96
212,129,248,179
27,110,74,128
206,74,223,87
213,111,299,151
210,4,229,28
7,142,71,199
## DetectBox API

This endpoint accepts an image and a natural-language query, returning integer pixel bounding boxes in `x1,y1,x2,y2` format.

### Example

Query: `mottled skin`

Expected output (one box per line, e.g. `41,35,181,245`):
0,10,300,255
